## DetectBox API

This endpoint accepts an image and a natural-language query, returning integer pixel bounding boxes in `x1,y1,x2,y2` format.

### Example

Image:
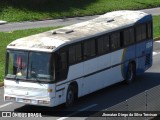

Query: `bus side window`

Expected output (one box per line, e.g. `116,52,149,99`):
60,52,67,70
83,40,96,59
147,22,152,39
141,24,147,40
69,43,82,64
129,28,135,44
123,28,135,46
136,24,147,42
69,46,76,64
56,51,68,80
111,32,120,51
97,35,109,54
75,44,82,62
136,25,142,42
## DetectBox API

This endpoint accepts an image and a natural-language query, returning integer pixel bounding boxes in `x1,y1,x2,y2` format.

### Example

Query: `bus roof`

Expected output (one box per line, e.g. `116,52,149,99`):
7,10,151,52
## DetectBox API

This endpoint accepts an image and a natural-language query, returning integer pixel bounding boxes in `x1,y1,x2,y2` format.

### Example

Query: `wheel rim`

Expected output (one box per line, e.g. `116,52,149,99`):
67,88,74,105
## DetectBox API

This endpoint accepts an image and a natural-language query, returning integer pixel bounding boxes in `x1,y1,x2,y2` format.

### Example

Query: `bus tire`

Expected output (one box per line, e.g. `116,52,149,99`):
125,63,135,84
65,85,75,108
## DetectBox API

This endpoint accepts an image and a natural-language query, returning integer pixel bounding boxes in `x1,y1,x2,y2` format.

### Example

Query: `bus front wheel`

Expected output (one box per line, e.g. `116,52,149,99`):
125,63,135,84
66,85,75,108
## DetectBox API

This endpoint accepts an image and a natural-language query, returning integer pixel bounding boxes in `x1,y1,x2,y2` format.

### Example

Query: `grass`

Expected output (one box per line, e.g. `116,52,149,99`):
153,16,160,38
0,0,160,22
0,16,160,82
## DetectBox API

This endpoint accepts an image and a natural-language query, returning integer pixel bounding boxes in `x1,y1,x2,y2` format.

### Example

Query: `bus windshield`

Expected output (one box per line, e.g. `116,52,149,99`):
5,50,54,82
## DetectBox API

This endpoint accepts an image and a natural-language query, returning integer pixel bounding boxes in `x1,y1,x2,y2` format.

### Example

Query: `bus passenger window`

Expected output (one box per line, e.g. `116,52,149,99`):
111,32,120,50
141,24,147,40
147,22,152,39
123,28,135,46
97,36,109,54
129,28,135,44
97,37,104,54
136,24,147,42
59,52,67,70
56,51,68,80
69,46,76,64
69,43,82,64
83,40,96,59
123,30,130,46
136,25,142,41
75,44,82,61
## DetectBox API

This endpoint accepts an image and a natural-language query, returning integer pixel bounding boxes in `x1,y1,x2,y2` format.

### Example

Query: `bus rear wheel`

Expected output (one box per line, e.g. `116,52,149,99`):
125,63,135,84
66,85,75,108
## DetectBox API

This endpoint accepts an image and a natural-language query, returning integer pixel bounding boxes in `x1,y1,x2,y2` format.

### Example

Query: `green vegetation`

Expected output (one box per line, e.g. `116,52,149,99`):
153,16,160,38
0,0,160,22
0,27,58,82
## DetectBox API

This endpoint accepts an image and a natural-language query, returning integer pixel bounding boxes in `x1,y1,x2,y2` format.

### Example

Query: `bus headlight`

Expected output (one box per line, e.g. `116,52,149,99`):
5,96,16,101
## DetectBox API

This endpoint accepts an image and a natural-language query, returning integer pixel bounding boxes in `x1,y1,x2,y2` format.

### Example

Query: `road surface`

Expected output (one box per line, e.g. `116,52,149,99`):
0,7,160,32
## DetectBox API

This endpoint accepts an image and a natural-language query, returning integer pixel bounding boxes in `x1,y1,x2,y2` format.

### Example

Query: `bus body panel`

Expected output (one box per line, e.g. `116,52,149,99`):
122,45,136,79
68,49,124,96
96,53,111,71
76,65,123,97
4,79,56,106
55,84,68,106
67,63,84,80
123,45,136,62
110,49,123,66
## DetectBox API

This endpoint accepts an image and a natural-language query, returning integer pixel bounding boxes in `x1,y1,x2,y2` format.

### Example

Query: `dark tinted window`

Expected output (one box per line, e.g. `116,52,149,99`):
136,24,147,42
97,35,109,54
136,25,142,41
59,52,67,70
111,32,120,50
130,28,135,43
83,40,96,59
147,22,152,39
69,43,82,64
123,28,135,46
142,24,147,40
69,46,76,64
75,44,82,61
56,50,68,80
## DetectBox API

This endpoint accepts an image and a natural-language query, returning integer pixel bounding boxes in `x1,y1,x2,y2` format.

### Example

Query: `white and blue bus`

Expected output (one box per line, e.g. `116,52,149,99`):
4,10,153,107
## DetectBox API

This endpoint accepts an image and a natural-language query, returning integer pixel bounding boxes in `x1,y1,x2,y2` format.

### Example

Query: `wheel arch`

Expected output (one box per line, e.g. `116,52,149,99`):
68,81,78,99
130,60,136,75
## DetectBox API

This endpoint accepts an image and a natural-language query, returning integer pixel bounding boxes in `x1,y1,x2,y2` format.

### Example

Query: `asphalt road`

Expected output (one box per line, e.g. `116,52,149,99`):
0,7,160,32
0,42,160,120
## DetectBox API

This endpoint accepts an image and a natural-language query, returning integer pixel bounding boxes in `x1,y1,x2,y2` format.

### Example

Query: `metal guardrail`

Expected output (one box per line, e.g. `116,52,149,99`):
102,84,160,120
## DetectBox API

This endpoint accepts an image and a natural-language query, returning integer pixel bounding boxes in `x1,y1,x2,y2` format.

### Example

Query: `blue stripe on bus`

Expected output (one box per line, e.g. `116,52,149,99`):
136,15,152,24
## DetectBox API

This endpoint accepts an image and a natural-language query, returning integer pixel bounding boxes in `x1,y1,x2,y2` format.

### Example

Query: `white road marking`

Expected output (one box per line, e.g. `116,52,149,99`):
153,52,158,55
0,102,12,109
155,41,160,43
57,104,98,120
153,51,160,56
